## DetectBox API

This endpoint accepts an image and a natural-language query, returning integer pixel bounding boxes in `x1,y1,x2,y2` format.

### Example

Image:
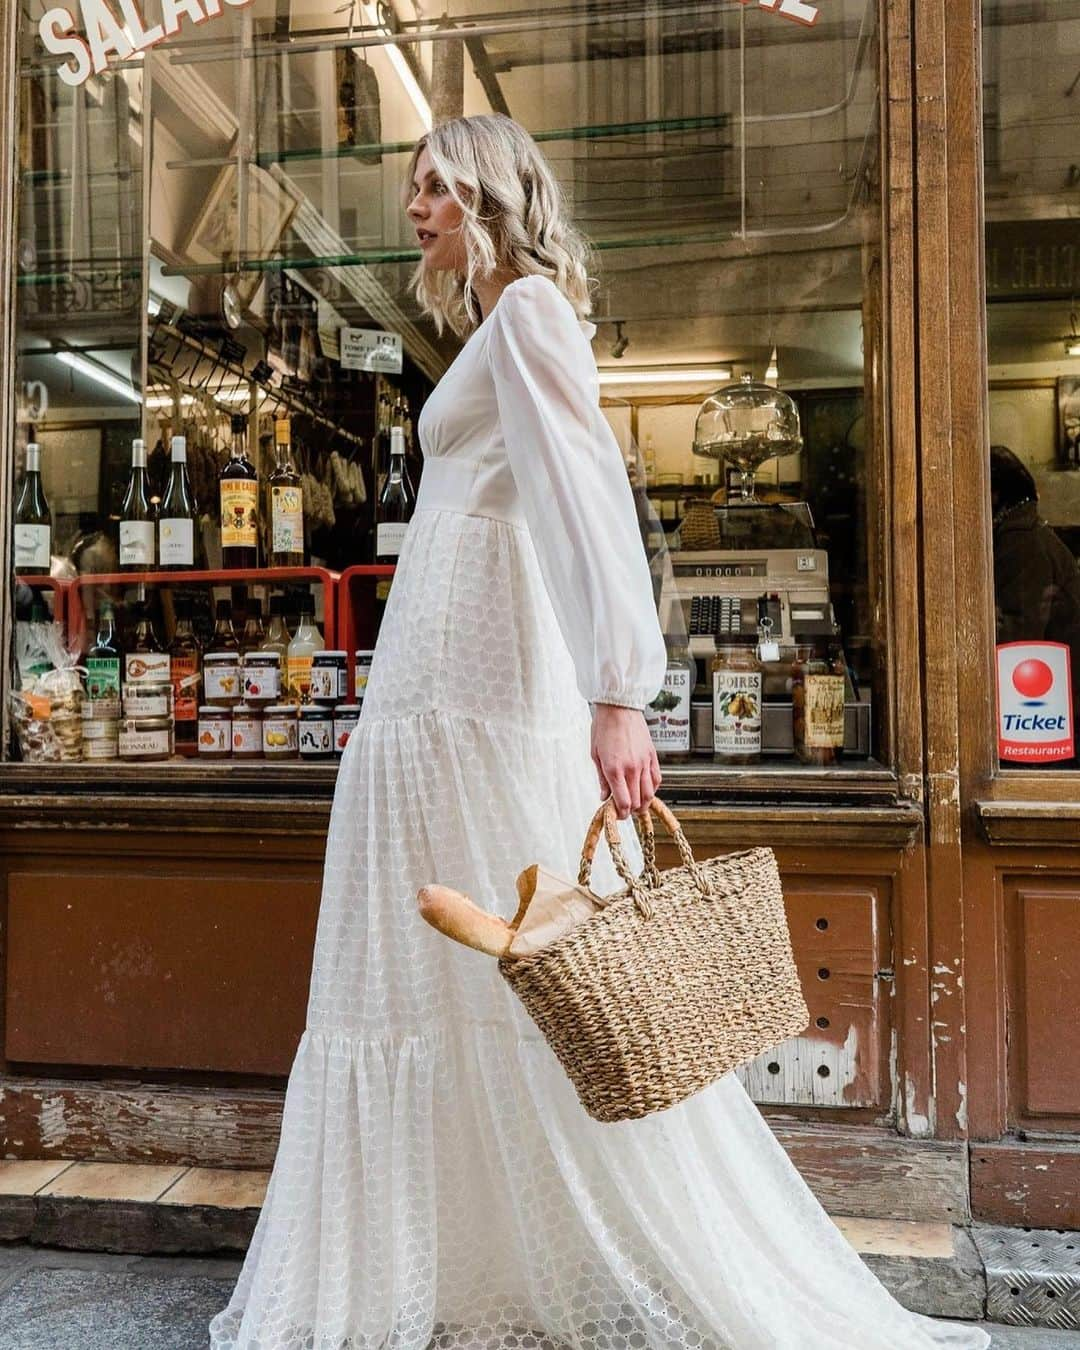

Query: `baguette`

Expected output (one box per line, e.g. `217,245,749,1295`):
417,884,515,958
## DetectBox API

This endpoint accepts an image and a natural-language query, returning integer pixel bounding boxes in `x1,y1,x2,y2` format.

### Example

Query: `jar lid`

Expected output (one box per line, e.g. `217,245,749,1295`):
354,650,376,659
232,701,259,714
314,650,347,660
121,715,171,729
335,704,361,715
198,705,232,715
264,704,297,715
205,650,240,662
299,705,332,719
243,651,278,663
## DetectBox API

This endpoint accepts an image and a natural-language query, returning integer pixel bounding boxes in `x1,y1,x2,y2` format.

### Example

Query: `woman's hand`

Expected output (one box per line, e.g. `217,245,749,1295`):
590,704,662,819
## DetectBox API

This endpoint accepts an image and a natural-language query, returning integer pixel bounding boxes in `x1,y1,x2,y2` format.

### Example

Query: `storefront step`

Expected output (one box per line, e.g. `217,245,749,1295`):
0,1159,996,1320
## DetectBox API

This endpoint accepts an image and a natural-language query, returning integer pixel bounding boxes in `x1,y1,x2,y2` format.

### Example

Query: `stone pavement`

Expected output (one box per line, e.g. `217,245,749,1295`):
0,1243,1077,1350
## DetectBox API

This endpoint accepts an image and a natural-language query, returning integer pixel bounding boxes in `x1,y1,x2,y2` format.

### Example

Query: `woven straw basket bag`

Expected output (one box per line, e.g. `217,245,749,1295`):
497,797,810,1123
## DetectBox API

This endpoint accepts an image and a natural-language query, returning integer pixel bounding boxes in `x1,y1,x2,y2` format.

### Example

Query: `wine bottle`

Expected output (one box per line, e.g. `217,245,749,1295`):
220,413,259,569
169,596,202,757
14,441,51,575
158,435,197,570
240,597,265,653
260,594,291,678
119,438,155,571
269,417,304,567
125,600,170,685
376,425,415,564
86,598,121,706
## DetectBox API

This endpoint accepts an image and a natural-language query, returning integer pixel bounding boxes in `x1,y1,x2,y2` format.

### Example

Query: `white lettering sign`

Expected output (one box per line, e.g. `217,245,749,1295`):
39,0,257,88
340,328,403,374
996,641,1075,763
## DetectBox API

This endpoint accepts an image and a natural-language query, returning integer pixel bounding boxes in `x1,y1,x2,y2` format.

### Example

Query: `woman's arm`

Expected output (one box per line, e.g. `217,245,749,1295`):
487,274,666,816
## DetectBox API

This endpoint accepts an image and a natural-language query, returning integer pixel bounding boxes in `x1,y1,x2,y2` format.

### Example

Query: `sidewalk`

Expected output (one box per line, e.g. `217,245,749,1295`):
0,1242,1076,1350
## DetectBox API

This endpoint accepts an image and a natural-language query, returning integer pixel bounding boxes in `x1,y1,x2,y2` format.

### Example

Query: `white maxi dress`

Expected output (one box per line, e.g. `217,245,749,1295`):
209,274,991,1350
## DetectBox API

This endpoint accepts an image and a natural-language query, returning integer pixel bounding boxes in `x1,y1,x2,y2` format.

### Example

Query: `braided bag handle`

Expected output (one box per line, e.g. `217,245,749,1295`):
577,797,713,919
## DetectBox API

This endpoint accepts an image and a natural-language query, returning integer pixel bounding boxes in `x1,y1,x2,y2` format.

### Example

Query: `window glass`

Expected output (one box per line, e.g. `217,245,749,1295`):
10,0,885,776
983,1,1080,769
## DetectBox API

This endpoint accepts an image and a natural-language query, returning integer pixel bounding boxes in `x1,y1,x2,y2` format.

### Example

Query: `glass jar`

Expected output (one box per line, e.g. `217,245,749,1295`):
711,640,764,765
791,642,846,766
263,704,298,758
203,651,242,707
242,652,281,707
310,651,347,706
197,706,231,758
333,704,361,756
122,680,173,719
354,650,375,702
298,705,334,761
118,716,172,762
231,702,262,759
645,635,694,763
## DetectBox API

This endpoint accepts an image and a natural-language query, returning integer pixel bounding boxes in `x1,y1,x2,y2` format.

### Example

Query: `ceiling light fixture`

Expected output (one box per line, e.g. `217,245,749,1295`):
361,3,431,129
55,350,141,403
597,366,732,386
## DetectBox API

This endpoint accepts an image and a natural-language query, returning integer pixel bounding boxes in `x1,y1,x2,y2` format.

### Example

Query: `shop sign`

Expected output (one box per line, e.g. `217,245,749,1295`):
996,641,1074,763
340,328,403,374
40,0,256,89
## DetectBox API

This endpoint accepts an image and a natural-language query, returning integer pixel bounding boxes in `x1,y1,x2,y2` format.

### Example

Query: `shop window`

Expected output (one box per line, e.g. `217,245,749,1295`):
982,2,1080,770
9,0,888,783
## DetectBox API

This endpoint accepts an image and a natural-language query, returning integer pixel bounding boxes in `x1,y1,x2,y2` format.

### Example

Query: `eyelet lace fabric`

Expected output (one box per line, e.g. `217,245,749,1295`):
208,510,989,1350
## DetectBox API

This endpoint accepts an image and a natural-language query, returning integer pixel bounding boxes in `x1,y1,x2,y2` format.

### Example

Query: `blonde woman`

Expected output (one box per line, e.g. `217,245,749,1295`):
210,115,989,1350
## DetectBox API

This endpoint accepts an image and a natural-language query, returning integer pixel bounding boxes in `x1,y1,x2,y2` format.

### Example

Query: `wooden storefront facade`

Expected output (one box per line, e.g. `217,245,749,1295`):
0,0,1077,1235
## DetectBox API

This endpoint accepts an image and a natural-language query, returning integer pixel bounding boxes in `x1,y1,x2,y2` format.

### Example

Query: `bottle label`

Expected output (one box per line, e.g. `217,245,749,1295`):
171,655,200,722
804,674,845,748
14,524,50,570
86,656,120,700
125,651,170,684
287,653,314,702
159,518,194,565
271,486,304,554
119,520,155,567
646,665,692,753
376,521,408,557
221,480,259,549
712,669,762,755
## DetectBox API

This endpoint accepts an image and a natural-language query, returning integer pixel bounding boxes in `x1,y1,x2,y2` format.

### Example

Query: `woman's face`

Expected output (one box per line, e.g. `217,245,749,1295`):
406,147,467,275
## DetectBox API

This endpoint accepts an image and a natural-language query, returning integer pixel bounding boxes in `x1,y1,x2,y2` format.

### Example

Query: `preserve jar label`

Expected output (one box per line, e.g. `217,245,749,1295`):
646,666,692,752
14,523,50,570
354,654,374,701
197,715,230,755
242,661,280,702
376,521,407,557
263,714,298,754
804,674,845,747
159,517,194,565
712,669,762,755
271,486,304,553
204,662,242,702
299,715,333,757
309,664,343,701
220,480,259,548
119,520,154,567
232,715,261,755
118,725,171,759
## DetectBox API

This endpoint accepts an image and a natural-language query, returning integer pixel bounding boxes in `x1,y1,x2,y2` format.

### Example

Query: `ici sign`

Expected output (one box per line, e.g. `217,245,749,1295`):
40,0,257,88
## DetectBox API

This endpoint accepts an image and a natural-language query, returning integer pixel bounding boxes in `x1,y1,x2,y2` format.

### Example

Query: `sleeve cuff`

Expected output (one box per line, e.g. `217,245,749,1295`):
588,692,652,712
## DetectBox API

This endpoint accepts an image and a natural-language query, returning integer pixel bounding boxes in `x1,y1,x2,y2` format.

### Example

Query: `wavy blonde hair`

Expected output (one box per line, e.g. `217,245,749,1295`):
402,113,596,339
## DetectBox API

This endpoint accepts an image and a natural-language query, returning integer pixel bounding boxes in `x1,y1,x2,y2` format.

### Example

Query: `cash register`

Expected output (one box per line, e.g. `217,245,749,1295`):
657,502,871,757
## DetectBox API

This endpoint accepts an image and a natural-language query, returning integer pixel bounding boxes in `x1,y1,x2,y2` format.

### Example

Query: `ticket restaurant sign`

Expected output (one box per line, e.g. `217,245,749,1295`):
41,0,819,90
996,641,1075,763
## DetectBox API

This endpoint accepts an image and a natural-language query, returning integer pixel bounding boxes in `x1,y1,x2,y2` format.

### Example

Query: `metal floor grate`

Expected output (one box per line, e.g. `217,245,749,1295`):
972,1225,1080,1329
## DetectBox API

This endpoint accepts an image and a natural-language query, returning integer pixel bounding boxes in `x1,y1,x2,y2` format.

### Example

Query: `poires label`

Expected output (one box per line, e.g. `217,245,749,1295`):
996,641,1074,763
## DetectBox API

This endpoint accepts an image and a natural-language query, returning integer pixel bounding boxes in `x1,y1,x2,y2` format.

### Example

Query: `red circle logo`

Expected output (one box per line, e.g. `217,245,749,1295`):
1012,658,1054,699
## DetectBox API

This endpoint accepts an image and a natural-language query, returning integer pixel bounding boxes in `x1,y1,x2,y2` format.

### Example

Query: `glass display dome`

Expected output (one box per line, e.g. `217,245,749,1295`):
692,372,803,501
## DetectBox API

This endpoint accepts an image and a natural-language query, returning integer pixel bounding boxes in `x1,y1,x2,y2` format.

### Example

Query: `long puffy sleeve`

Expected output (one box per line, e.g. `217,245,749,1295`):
487,274,667,710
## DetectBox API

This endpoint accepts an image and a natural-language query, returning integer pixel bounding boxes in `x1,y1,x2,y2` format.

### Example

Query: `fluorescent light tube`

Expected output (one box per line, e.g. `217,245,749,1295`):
56,350,141,403
597,367,733,386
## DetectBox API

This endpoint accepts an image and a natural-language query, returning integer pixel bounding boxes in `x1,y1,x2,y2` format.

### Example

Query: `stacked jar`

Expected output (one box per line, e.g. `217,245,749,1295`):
199,650,242,759
120,660,174,763
306,651,359,761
